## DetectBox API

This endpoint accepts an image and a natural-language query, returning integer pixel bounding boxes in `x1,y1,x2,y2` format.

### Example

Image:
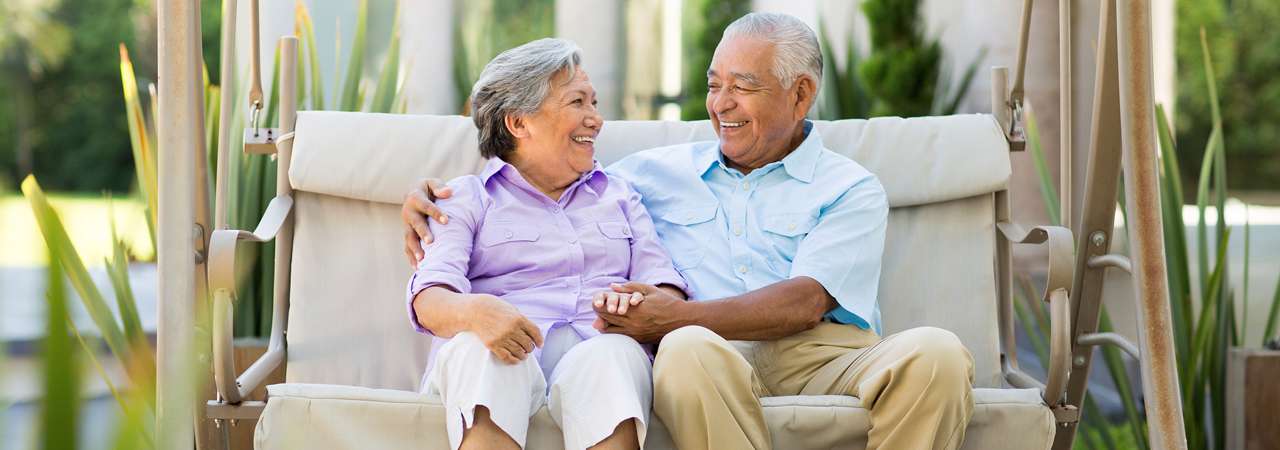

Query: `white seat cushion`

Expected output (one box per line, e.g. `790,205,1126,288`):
256,384,1053,449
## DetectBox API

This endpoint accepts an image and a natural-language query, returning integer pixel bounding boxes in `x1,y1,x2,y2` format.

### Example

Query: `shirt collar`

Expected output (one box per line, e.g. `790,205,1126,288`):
479,157,609,196
695,120,822,183
781,121,822,183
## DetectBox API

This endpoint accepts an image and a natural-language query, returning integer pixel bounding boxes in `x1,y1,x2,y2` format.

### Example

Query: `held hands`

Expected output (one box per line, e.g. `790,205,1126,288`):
591,287,644,331
468,294,543,364
592,282,687,343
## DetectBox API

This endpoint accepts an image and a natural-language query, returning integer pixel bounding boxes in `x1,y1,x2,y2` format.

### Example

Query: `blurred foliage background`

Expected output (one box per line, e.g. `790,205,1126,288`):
0,0,222,193
1175,0,1280,190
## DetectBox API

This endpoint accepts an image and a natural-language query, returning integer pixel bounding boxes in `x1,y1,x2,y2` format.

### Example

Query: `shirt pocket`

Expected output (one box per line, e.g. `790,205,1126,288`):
760,212,818,260
590,221,634,276
477,222,541,248
654,205,718,271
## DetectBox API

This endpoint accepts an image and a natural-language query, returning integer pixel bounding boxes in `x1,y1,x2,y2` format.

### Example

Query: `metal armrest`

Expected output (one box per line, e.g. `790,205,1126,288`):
997,222,1074,407
208,196,293,405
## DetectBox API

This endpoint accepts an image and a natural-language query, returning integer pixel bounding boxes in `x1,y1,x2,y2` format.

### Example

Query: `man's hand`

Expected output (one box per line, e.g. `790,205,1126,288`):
467,294,543,364
402,178,453,266
593,282,688,343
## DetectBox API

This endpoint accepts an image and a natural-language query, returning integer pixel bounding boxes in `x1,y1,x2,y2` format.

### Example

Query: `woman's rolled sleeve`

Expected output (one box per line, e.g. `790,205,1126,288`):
405,179,483,335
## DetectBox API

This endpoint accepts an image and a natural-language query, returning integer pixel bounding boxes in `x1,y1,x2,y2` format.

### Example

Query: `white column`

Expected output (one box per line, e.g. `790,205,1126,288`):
156,0,200,447
400,0,457,114
556,0,625,119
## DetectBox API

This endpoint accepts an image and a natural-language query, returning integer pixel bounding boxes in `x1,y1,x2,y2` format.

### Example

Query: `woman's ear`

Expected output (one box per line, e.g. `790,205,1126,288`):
505,114,530,139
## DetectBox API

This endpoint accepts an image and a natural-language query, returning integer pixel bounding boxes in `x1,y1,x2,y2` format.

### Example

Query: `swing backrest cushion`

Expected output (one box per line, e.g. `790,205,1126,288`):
281,112,1012,391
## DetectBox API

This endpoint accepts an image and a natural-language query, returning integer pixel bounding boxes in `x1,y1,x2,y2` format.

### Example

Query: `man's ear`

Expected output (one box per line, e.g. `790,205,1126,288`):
505,114,530,139
793,75,818,120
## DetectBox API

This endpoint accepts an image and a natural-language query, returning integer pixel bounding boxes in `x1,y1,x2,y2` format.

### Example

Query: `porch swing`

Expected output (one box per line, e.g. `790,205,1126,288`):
174,0,1189,449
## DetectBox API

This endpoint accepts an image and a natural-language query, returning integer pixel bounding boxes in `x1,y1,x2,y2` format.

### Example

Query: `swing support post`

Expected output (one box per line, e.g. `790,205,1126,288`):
156,0,203,447
995,0,1188,449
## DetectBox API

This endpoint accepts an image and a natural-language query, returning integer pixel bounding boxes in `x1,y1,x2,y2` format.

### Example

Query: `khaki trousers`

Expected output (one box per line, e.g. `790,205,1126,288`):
653,323,975,450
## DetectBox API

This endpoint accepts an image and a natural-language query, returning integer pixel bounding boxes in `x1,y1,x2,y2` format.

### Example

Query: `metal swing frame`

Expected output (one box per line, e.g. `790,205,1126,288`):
152,1,1189,449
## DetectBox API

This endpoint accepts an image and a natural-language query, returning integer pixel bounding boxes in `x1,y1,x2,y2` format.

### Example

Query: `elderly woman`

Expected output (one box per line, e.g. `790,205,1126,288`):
406,38,687,450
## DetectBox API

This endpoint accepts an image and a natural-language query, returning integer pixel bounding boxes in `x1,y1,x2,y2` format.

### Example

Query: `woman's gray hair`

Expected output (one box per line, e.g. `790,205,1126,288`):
722,12,822,89
470,38,582,160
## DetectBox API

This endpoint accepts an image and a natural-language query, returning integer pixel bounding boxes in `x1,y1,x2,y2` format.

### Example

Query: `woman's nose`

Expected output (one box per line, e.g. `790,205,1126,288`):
585,108,602,129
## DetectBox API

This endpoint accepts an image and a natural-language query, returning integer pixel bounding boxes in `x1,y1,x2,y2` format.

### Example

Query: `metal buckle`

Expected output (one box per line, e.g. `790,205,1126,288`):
1007,99,1028,151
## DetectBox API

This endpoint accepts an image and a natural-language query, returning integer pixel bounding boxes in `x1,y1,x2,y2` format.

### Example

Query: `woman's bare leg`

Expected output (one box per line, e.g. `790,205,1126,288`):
587,418,640,450
460,406,521,450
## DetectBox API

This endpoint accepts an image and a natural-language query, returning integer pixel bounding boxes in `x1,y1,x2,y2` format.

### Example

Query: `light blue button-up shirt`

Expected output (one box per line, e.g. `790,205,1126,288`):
606,121,889,334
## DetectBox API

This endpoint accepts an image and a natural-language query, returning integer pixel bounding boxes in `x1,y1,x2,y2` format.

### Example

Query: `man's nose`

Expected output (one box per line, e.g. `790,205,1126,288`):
712,92,736,116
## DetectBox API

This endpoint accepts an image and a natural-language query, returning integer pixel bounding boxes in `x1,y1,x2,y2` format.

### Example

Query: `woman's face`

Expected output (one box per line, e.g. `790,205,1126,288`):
511,67,602,181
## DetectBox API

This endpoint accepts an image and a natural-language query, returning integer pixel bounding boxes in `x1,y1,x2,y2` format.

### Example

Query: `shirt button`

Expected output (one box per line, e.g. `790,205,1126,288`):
737,265,748,274
742,181,751,190
504,231,514,239
788,223,797,231
568,237,578,244
733,227,743,236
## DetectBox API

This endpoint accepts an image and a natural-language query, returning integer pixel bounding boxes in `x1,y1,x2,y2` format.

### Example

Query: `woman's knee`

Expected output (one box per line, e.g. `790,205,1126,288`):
439,332,541,375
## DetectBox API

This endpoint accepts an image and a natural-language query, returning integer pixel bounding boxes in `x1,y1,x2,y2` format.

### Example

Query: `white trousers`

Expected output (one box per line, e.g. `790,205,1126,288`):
423,328,653,450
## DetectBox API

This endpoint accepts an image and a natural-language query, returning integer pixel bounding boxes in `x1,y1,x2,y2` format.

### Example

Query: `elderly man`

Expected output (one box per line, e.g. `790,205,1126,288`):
403,12,974,450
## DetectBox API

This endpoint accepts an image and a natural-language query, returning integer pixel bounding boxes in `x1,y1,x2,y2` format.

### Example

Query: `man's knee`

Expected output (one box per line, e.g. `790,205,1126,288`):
654,326,724,386
899,327,974,381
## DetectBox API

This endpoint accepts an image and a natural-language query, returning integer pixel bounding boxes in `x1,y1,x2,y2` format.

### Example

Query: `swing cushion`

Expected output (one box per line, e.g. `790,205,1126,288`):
253,112,1054,449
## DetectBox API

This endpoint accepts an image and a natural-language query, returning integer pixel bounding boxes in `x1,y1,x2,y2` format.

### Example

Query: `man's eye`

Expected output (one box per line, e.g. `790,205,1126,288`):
572,98,583,104
591,100,598,106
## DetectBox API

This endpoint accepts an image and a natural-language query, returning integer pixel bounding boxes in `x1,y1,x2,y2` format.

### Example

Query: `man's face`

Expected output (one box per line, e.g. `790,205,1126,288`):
705,35,813,172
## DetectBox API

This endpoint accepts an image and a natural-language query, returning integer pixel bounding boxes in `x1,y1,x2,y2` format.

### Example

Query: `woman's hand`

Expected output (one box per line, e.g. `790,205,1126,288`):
466,294,543,364
590,287,643,331
593,290,644,315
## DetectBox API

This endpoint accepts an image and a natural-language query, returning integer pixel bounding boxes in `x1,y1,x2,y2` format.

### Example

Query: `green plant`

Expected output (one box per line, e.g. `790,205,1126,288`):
21,1,409,446
816,20,871,120
24,176,159,449
451,0,555,114
679,0,750,120
116,0,409,337
817,2,983,120
1016,30,1280,450
1175,0,1280,190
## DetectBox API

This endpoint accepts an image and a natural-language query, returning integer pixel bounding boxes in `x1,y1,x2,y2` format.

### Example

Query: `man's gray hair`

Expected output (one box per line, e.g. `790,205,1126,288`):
722,12,823,89
470,38,582,160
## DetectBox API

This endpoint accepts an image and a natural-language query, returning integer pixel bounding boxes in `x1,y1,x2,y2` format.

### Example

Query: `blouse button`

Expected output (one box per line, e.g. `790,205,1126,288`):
504,231,514,239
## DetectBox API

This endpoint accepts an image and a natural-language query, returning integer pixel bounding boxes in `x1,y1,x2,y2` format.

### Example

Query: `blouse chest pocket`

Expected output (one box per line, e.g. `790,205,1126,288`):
583,221,633,277
596,221,633,241
477,223,541,248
